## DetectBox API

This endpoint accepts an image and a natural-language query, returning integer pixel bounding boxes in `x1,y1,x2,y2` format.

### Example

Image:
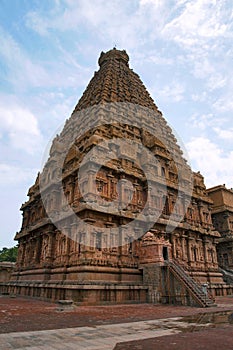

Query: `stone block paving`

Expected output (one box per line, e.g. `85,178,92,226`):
0,317,195,350
0,296,233,350
1,314,232,350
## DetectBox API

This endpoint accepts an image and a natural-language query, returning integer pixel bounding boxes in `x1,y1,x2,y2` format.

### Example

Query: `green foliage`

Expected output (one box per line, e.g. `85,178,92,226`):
0,245,18,262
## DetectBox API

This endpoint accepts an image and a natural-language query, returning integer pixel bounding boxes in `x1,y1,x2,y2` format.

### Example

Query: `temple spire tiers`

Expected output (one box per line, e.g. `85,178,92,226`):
73,48,160,113
7,48,231,306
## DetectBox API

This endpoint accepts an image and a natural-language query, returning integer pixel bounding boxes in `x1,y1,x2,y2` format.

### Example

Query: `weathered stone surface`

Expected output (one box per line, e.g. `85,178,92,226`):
6,48,230,304
207,185,233,271
0,262,15,282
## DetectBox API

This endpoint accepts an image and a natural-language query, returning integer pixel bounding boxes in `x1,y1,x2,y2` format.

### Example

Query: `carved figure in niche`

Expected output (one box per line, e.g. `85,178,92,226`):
59,236,66,255
175,247,181,259
41,235,49,260
31,239,37,261
17,244,24,266
208,248,215,263
96,232,102,250
24,244,31,265
69,237,78,254
193,246,198,261
175,238,182,259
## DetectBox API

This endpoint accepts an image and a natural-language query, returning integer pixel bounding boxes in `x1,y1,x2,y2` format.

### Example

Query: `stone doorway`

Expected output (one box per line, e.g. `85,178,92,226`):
163,246,169,261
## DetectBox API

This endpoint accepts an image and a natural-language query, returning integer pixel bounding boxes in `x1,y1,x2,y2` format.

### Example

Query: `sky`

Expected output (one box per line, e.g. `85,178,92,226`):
0,0,232,249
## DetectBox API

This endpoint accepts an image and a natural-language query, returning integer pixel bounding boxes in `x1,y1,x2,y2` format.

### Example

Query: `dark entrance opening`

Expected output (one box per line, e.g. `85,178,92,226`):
163,246,168,261
96,232,102,251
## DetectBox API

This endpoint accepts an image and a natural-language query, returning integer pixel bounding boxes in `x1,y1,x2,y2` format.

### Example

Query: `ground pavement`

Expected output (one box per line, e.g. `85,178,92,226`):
0,295,233,349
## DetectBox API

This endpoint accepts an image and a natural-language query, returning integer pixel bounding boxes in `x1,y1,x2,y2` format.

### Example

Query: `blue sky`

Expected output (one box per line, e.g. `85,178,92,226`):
0,0,232,249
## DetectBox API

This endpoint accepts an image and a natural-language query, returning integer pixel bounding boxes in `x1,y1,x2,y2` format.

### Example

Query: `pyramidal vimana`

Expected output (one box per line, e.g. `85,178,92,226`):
4,48,233,306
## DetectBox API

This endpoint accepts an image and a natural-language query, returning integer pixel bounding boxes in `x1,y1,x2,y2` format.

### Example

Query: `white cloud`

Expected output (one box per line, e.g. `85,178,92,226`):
206,73,227,90
0,98,43,154
191,57,227,91
0,27,50,90
157,81,185,102
25,0,233,54
26,1,129,34
192,58,214,79
160,0,232,101
213,127,233,140
25,0,171,49
191,91,208,102
24,10,49,36
139,0,164,5
213,96,233,113
189,113,226,130
186,136,233,188
0,163,37,186
163,0,231,47
134,51,174,66
0,25,90,92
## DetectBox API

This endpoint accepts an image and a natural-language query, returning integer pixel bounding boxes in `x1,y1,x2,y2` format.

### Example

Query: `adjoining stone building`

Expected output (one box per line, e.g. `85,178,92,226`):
0,262,15,282
207,185,233,274
0,261,15,295
4,48,232,306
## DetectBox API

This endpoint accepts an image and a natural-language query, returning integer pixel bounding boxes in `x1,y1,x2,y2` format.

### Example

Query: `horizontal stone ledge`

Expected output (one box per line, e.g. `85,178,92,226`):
65,266,142,274
11,269,52,276
2,282,148,290
12,266,142,275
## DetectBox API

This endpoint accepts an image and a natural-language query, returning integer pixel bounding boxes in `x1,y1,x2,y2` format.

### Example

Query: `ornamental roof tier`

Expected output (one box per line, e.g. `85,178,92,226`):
73,48,160,113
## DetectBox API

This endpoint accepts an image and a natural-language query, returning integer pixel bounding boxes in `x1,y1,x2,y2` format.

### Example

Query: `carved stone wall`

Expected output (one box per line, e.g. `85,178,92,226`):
0,262,15,282
208,185,233,271
9,48,227,304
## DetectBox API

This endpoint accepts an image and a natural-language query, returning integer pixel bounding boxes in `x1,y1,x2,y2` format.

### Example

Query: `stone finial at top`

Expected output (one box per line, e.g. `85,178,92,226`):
98,48,129,67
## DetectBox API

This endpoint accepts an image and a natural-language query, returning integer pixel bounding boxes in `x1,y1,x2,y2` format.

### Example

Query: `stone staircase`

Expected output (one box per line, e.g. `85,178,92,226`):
167,260,216,307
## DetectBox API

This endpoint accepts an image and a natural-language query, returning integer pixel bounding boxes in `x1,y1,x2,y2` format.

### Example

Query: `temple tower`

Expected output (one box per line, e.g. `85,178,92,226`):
8,48,228,305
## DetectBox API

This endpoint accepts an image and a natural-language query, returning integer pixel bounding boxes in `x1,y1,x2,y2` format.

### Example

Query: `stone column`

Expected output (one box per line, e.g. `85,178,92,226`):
73,175,81,205
111,177,118,199
44,229,55,265
107,175,112,199
119,177,127,210
17,242,25,267
87,170,96,199
186,233,192,265
33,236,41,264
63,226,71,265
181,235,187,261
170,234,176,259
197,201,204,225
202,237,208,269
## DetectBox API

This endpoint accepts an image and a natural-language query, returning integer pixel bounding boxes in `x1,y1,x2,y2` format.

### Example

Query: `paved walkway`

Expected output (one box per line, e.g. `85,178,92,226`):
0,314,225,350
1,296,233,349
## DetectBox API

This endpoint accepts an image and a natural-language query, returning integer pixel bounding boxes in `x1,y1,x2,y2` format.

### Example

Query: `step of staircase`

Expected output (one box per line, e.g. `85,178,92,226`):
167,261,216,307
